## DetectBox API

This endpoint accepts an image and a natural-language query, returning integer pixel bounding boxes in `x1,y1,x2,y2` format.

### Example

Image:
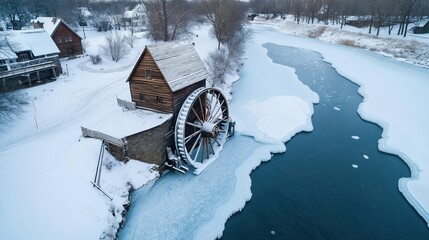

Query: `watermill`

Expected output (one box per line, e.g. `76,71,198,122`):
84,41,235,175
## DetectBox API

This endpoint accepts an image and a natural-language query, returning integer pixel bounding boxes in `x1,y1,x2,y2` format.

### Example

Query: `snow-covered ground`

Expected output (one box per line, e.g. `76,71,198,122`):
1,18,428,239
253,15,429,68
0,29,160,239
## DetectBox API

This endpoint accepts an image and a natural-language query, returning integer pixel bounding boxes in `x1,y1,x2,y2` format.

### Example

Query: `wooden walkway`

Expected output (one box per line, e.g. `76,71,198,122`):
0,61,57,79
81,126,126,147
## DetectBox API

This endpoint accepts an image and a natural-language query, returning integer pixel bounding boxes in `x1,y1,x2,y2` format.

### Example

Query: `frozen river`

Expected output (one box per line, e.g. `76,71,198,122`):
119,26,429,239
222,44,429,239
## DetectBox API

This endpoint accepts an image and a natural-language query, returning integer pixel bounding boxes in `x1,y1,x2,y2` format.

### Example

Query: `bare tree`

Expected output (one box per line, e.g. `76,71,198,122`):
0,0,30,30
205,47,234,87
205,27,252,87
101,32,129,62
199,0,248,49
143,0,193,42
125,33,138,48
0,91,28,124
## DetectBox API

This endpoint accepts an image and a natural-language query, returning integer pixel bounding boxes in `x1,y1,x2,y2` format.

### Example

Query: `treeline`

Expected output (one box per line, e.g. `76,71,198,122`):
249,0,429,36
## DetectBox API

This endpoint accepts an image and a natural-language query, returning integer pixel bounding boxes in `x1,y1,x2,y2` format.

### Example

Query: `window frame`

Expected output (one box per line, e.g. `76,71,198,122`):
156,96,163,104
146,69,152,79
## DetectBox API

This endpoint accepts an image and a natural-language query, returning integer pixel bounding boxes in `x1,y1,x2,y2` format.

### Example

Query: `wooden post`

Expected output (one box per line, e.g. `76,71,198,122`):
37,71,40,82
52,67,57,78
2,79,6,91
28,74,31,86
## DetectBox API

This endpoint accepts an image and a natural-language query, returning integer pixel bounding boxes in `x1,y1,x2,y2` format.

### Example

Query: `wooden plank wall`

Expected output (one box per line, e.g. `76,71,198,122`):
52,23,83,58
129,52,174,113
172,80,206,119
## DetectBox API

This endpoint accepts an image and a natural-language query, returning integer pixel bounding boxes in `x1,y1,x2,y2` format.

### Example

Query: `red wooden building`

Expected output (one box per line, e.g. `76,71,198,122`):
32,17,83,58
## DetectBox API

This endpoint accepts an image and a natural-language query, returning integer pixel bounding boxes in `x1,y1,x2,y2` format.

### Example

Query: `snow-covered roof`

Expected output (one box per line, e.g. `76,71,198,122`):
145,41,209,92
124,10,134,18
5,30,60,57
0,34,18,60
32,17,61,35
82,107,172,139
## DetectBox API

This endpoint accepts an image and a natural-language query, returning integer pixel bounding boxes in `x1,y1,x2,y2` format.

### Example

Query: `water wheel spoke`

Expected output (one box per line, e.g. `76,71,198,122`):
198,95,206,121
200,138,206,163
214,117,229,126
191,107,203,124
186,121,202,128
188,134,201,154
212,136,221,146
209,140,215,154
192,137,203,162
209,97,223,122
204,92,210,121
211,107,227,123
184,130,201,144
205,137,210,159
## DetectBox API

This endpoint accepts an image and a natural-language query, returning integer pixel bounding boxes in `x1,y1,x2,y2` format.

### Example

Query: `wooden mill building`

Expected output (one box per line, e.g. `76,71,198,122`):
32,17,83,58
82,41,209,168
127,41,208,118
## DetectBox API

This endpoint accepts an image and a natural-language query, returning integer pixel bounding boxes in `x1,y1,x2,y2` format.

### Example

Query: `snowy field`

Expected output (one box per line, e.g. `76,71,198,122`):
1,19,429,239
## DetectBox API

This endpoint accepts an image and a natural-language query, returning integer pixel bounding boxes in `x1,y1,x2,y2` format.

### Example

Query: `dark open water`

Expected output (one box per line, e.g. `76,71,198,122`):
221,44,429,239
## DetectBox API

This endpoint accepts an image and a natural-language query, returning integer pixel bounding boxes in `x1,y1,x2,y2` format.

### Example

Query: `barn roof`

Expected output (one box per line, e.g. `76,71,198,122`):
32,17,82,39
130,41,208,92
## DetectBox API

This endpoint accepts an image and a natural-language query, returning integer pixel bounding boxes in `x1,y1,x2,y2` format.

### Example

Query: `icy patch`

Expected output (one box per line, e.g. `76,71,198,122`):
363,155,369,159
352,164,359,168
245,96,312,142
351,136,360,140
270,230,276,235
334,106,341,111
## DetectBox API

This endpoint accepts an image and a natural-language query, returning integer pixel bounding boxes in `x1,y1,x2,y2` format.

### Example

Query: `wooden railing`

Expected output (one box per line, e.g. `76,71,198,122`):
0,61,57,79
81,126,126,147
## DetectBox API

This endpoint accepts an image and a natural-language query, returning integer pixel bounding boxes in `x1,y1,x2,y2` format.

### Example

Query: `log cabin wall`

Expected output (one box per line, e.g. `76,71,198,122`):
129,51,174,113
172,80,206,119
52,22,83,58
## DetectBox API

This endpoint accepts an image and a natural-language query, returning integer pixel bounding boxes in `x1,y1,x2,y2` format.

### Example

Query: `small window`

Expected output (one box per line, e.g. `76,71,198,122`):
139,93,145,100
19,54,29,61
58,36,62,43
156,96,163,103
146,70,152,79
68,36,72,42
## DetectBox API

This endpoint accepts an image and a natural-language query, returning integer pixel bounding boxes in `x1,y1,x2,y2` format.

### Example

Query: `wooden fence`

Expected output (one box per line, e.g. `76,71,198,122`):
81,126,125,147
117,97,136,110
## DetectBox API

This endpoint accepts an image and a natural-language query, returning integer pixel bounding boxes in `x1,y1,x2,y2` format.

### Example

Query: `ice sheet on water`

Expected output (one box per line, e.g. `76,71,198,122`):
119,136,283,240
351,136,360,140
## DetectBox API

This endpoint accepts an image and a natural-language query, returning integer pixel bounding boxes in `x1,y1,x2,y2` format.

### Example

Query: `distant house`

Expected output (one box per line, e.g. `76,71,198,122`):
412,20,429,34
126,41,208,117
32,17,83,58
0,30,62,90
122,4,147,32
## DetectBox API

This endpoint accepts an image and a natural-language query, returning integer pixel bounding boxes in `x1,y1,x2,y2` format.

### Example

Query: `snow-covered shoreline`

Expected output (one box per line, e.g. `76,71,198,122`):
252,16,429,69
